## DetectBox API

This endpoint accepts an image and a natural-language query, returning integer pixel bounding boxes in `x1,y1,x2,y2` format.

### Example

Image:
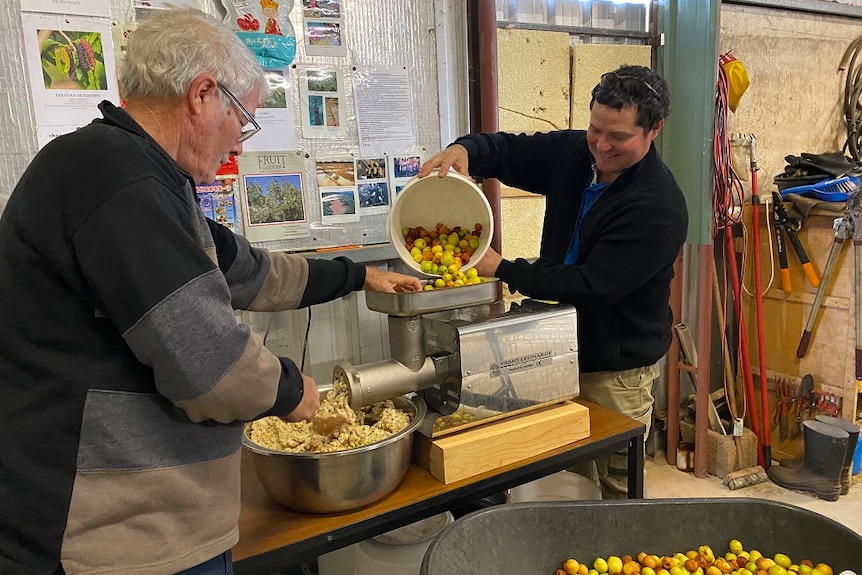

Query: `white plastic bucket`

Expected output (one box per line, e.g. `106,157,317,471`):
388,171,494,278
317,544,357,575
354,511,454,575
507,471,602,502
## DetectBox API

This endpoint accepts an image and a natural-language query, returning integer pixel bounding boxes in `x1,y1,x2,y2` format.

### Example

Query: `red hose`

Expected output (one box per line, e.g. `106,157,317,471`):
724,225,762,462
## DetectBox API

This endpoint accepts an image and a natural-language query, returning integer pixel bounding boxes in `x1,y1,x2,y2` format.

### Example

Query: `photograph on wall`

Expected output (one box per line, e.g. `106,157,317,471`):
389,153,423,201
316,159,359,223
301,0,346,57
353,66,416,156
243,68,297,152
22,13,119,148
238,152,311,242
298,67,347,139
355,156,390,216
302,0,341,18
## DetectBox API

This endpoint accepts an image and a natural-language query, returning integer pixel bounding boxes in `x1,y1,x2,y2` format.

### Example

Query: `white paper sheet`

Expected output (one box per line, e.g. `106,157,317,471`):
22,12,119,147
353,66,416,156
238,152,311,242
27,0,110,17
316,159,359,223
243,68,297,152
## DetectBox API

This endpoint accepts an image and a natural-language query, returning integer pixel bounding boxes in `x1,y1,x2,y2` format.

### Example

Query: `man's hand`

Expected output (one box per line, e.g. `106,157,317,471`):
363,267,421,293
474,246,503,277
281,374,320,422
417,144,470,178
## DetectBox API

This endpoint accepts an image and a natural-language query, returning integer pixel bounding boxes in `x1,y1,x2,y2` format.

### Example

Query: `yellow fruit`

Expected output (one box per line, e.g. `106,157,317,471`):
729,540,744,555
774,556,792,570
699,546,716,564
624,561,641,575
595,558,609,574
609,557,624,575
814,565,832,575
564,559,580,575
768,565,787,575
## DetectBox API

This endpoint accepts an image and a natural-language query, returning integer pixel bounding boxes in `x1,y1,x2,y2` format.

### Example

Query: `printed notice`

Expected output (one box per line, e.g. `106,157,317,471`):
28,0,111,17
353,66,416,156
22,12,119,148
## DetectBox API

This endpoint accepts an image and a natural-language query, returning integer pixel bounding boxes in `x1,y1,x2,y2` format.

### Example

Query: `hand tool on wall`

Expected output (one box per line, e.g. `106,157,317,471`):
796,188,862,381
747,136,772,467
771,192,821,293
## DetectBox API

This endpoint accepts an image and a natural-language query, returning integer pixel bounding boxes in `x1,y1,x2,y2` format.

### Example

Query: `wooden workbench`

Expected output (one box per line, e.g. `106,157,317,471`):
232,400,645,574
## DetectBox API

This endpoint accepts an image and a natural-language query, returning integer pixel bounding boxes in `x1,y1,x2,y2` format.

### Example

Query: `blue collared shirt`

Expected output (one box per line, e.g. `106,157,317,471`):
564,166,608,265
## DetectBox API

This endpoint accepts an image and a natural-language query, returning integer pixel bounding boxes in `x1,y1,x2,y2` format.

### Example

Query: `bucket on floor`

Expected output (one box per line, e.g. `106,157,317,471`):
354,511,453,575
317,543,357,575
507,471,602,502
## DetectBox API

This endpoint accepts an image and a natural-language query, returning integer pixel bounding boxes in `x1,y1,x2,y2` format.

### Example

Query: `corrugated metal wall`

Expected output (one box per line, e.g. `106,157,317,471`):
0,0,446,385
0,0,443,227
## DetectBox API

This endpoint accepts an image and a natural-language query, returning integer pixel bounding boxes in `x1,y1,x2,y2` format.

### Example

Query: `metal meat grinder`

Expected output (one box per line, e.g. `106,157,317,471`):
333,280,580,437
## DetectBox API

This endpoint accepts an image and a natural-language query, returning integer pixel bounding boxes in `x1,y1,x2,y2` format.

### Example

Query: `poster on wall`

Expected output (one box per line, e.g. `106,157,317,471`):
196,177,242,235
298,67,347,139
21,12,119,149
388,153,423,200
300,0,347,57
26,0,110,17
238,152,310,242
316,159,359,224
352,66,416,156
243,68,297,153
355,157,390,216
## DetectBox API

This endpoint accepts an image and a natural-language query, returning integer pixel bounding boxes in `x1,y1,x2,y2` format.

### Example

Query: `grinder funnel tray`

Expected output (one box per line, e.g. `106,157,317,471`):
365,279,498,317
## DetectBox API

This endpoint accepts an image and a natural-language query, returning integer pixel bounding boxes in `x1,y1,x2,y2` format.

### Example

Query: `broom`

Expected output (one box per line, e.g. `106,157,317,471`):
712,253,769,490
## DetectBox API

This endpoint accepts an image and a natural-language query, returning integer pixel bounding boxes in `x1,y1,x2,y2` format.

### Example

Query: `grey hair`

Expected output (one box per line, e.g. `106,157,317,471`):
119,8,269,102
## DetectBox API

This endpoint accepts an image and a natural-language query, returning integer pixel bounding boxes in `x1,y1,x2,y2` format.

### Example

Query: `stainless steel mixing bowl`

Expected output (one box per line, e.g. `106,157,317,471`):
243,394,427,513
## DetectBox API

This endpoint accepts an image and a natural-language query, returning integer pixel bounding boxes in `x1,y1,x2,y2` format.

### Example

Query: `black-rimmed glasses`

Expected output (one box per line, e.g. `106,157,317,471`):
217,82,261,143
595,72,661,101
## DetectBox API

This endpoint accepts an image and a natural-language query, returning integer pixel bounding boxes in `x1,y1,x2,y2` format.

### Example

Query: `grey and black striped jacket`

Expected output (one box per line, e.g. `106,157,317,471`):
0,101,366,575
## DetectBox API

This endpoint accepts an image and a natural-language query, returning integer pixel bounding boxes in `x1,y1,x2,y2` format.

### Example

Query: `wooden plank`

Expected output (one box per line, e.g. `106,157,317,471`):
414,401,590,484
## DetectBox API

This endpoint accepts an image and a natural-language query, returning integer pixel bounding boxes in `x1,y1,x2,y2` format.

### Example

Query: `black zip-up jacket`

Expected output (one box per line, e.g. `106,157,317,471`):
455,130,688,373
0,102,367,574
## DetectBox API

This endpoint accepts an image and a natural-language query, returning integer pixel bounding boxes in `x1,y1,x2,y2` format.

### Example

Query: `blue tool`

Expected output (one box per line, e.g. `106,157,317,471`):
780,175,859,202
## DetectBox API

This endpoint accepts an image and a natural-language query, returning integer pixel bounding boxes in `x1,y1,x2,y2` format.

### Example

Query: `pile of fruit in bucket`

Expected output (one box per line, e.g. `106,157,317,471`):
401,222,485,290
554,540,841,575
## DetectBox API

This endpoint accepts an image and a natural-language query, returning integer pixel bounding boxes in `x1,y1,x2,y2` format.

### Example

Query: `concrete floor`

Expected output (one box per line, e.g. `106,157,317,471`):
644,452,862,535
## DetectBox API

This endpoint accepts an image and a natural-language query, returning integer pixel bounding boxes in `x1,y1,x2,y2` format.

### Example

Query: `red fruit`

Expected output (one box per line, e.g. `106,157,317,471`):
237,17,250,30
250,19,260,31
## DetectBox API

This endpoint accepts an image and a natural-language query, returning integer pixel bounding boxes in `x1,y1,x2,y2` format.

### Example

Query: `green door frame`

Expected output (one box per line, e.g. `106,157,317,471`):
656,0,720,246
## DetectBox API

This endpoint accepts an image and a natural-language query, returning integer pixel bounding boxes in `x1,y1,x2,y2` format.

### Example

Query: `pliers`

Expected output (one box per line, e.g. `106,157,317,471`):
771,192,821,293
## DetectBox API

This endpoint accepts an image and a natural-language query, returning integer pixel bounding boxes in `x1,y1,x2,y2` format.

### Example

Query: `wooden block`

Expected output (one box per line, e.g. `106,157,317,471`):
414,401,590,484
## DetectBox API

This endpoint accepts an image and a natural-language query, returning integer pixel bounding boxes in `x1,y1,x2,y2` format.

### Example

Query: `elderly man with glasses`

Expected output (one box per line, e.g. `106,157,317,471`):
418,64,688,498
0,8,419,575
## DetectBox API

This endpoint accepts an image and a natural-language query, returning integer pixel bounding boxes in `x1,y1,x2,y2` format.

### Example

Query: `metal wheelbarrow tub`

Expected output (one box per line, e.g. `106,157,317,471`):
420,498,862,574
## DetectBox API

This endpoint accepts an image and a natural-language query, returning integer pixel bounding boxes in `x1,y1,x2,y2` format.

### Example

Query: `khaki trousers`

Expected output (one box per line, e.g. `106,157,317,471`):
573,361,660,497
